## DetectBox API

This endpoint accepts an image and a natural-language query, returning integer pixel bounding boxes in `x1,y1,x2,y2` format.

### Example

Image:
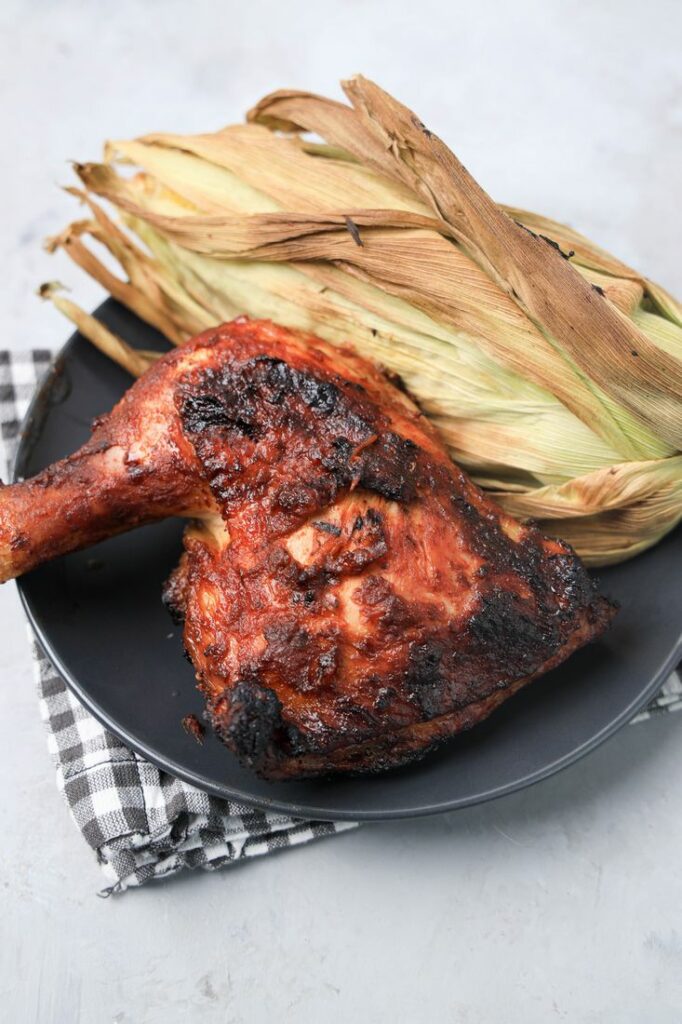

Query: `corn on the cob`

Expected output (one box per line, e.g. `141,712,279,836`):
44,76,682,565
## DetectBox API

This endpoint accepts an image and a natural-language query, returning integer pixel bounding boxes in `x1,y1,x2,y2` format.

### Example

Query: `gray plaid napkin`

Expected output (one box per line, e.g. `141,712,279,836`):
31,635,352,893
3,349,680,893
3,349,355,893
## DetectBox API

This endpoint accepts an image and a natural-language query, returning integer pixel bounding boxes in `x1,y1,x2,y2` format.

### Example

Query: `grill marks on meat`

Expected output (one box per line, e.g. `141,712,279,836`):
175,354,419,524
0,317,616,778
169,320,615,778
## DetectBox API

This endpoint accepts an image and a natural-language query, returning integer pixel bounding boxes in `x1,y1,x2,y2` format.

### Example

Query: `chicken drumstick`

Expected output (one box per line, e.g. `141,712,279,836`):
0,318,615,778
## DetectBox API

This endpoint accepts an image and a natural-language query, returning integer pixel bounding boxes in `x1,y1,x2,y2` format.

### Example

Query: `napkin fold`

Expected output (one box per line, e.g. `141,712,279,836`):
3,348,679,892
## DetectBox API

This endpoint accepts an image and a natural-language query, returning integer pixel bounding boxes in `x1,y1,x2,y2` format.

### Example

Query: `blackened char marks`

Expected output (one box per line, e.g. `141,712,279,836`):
546,552,600,609
320,436,355,487
178,358,352,444
405,638,447,716
179,368,258,438
450,491,600,616
178,353,433,520
176,356,382,515
358,433,418,502
249,356,374,434
299,375,340,413
250,356,341,413
468,589,558,678
217,680,283,770
451,494,540,577
312,520,342,537
323,433,421,502
213,675,311,768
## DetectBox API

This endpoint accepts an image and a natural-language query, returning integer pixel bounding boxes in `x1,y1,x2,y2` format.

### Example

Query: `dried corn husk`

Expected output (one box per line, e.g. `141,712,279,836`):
45,77,682,565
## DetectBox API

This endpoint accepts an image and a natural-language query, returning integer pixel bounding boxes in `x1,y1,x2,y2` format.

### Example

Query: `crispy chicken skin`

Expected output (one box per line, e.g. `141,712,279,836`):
0,319,616,778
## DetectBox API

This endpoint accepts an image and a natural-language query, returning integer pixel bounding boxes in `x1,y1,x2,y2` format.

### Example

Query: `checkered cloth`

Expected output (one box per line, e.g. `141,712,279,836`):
3,349,356,893
30,635,353,894
2,350,680,893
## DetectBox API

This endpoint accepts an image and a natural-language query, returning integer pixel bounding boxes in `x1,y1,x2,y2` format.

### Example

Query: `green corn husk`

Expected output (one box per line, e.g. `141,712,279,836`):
44,76,682,565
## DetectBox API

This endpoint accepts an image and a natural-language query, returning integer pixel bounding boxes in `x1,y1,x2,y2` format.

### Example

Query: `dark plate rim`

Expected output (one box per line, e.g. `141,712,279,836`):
14,317,682,821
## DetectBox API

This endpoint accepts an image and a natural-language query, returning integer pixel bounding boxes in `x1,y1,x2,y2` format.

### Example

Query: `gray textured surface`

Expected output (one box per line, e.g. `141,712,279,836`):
1,1,681,1020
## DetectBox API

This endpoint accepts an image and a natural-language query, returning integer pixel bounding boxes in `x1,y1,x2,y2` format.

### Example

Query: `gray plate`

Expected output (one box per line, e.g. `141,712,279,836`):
15,301,682,820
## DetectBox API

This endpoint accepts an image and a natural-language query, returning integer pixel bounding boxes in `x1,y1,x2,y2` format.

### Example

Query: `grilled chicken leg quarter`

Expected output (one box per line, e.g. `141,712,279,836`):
0,319,615,778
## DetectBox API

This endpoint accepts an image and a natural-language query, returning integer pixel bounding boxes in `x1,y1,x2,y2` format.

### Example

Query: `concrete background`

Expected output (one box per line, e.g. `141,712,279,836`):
1,1,681,1020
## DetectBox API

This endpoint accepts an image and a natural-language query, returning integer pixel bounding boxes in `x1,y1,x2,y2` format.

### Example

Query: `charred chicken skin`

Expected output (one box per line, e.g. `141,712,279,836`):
0,319,615,779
